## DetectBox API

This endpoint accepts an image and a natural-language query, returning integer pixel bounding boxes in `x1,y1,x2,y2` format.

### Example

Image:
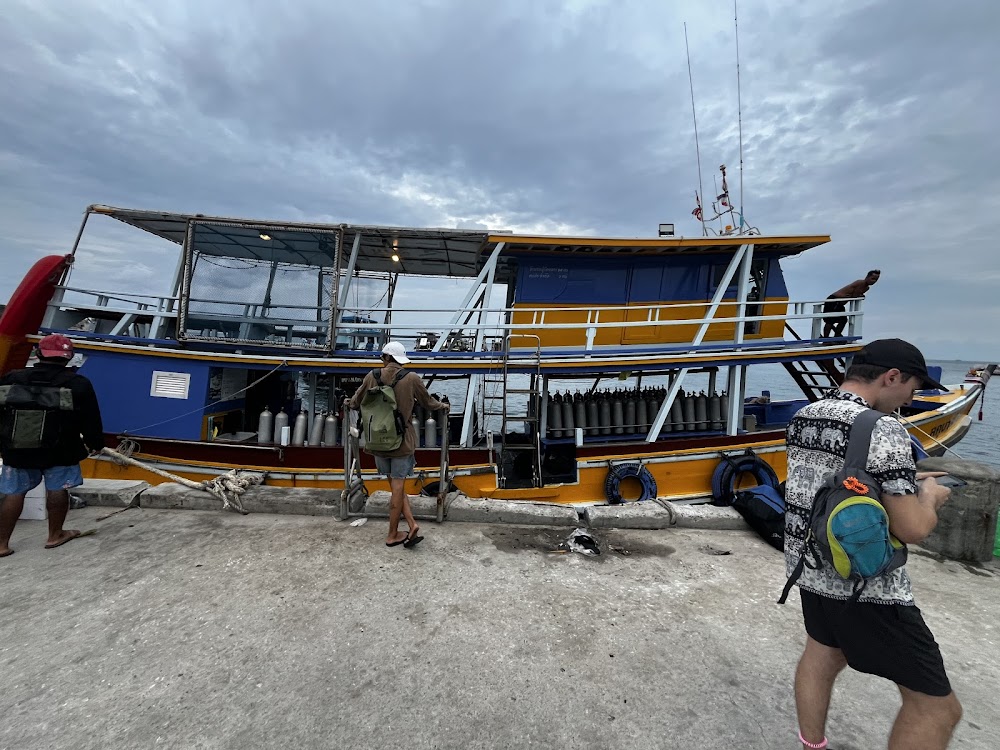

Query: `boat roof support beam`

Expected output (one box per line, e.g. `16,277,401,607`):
431,242,505,353
334,232,364,342
646,367,691,441
644,244,750,441
726,365,747,436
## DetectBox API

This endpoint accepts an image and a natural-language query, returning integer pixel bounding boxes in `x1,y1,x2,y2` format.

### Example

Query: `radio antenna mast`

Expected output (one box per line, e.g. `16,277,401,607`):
684,22,707,236
734,0,745,231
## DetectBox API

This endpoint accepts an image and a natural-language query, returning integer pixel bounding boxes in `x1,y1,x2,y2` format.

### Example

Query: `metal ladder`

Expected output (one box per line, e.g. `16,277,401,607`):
782,359,845,402
482,335,543,489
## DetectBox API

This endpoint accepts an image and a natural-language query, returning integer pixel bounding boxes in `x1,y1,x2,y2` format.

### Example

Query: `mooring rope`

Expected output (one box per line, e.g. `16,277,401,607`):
101,446,266,514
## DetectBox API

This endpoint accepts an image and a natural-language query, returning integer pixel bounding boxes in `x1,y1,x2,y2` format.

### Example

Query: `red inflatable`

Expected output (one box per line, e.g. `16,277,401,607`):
0,254,72,374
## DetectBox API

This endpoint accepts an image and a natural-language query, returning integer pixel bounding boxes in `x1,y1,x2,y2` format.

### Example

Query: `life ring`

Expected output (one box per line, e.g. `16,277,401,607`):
711,451,781,506
605,462,657,504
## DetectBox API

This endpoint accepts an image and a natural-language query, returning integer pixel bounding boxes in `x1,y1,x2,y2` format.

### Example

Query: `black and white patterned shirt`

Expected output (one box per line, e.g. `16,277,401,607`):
784,388,919,605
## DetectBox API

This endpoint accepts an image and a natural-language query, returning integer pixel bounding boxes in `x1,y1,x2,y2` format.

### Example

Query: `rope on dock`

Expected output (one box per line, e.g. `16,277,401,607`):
101,446,266,515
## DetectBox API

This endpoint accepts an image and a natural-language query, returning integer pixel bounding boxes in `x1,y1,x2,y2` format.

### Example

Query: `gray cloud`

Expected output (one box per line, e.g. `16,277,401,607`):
1,0,998,360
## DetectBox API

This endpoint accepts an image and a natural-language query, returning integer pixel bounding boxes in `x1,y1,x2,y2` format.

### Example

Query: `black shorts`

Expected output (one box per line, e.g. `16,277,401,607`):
800,590,952,697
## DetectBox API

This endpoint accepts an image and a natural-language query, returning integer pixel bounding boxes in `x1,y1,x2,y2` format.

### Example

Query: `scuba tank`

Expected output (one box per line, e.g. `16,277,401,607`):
323,411,339,446
709,391,723,431
548,392,563,438
273,408,289,444
695,391,709,431
257,407,273,444
573,391,586,437
292,409,308,446
598,391,612,436
611,391,624,435
308,410,325,445
624,392,637,436
424,413,438,448
586,393,599,437
411,413,421,446
682,390,696,431
637,390,649,436
561,391,575,436
647,391,660,436
669,394,683,432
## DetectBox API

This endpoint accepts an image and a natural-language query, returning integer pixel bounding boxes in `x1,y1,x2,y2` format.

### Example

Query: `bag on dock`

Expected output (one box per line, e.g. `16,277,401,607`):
359,369,409,453
732,485,785,551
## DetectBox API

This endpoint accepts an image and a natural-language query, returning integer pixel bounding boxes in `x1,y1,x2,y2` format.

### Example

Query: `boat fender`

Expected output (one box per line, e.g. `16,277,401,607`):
605,461,657,504
710,451,781,506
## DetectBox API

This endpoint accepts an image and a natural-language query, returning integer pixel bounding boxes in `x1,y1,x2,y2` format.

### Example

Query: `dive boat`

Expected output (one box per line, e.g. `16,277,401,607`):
0,204,993,506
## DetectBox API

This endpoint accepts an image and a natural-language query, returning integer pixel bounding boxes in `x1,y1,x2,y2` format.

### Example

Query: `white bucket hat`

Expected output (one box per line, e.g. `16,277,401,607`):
381,341,411,365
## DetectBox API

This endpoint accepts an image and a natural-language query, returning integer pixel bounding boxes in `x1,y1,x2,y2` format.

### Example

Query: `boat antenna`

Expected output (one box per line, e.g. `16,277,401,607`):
734,0,745,232
684,22,708,237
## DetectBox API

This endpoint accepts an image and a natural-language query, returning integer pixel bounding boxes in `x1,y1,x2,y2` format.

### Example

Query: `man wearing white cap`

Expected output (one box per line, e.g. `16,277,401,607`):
347,341,447,548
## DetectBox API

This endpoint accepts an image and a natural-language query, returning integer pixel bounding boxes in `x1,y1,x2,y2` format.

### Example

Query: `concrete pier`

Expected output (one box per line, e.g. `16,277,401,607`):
1,505,998,750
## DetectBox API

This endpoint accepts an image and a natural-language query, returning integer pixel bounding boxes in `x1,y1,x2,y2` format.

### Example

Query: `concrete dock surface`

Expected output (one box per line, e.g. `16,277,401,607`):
1,506,998,750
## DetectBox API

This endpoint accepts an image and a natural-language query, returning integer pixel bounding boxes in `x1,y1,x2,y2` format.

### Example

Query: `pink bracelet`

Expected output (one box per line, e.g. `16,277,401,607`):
798,730,828,749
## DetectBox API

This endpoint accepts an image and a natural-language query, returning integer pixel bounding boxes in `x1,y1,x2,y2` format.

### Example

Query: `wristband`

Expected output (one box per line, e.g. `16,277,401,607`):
798,730,828,749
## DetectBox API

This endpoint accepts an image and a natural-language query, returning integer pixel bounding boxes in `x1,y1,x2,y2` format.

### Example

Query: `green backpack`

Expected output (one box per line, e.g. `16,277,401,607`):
779,409,908,603
359,369,410,453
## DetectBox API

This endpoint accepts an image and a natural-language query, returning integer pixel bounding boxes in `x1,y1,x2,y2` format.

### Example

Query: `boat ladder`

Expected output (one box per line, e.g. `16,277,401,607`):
480,335,543,489
782,359,845,402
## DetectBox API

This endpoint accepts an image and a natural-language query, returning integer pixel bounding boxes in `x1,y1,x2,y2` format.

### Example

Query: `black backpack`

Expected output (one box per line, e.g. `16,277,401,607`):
779,409,907,603
731,484,785,551
0,368,76,451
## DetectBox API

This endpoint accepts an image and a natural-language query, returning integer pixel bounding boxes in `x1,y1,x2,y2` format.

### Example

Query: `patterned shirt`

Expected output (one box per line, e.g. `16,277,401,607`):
784,389,919,605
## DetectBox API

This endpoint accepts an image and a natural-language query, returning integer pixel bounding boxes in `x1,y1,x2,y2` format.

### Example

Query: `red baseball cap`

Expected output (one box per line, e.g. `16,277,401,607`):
37,333,74,359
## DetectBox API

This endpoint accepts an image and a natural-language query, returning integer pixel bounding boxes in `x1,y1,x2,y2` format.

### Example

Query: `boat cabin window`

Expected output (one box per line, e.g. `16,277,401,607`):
178,221,339,351
710,257,769,335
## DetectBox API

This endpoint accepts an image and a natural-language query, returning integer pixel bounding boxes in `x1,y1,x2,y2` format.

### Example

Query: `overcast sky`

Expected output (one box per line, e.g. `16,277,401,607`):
2,0,998,360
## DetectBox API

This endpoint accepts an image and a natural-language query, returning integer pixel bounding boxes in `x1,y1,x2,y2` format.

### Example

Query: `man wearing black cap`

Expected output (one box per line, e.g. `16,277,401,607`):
0,334,105,557
784,339,960,750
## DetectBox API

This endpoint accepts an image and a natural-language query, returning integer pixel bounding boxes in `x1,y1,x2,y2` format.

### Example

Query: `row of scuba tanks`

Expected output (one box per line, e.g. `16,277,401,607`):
255,394,451,448
546,387,729,438
257,407,340,446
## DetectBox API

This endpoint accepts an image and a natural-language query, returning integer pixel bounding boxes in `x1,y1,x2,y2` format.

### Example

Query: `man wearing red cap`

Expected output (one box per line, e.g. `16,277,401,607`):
0,334,105,557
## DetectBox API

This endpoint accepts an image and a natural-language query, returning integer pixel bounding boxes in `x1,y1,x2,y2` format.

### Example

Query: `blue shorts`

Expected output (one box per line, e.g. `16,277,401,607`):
0,464,83,496
374,454,417,479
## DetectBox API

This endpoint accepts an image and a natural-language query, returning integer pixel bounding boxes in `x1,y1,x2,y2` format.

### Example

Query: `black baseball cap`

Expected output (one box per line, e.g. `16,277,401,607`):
852,338,947,391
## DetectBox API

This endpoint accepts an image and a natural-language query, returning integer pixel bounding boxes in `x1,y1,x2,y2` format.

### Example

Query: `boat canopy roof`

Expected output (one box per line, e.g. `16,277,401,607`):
89,204,830,280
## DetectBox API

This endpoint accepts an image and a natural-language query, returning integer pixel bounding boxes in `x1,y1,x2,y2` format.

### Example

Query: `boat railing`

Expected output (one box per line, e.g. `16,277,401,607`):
42,285,863,351
337,296,864,351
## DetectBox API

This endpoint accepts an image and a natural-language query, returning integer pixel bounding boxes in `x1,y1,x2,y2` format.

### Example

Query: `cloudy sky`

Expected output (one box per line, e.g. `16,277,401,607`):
2,0,998,360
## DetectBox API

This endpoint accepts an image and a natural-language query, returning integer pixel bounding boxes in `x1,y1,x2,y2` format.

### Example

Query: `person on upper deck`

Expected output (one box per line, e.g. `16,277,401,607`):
823,269,880,338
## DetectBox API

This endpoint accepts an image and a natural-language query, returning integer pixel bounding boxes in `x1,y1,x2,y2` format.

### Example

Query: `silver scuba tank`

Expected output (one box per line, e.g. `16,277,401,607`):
424,413,438,448
624,393,637,435
695,391,708,431
612,391,624,435
309,410,325,446
323,411,339,446
598,391,612,435
292,410,308,446
257,407,273,444
709,391,723,430
548,393,563,438
273,408,289,444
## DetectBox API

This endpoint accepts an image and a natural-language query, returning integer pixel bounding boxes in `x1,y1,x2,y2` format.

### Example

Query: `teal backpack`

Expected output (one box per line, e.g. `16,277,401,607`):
779,409,908,603
359,369,410,453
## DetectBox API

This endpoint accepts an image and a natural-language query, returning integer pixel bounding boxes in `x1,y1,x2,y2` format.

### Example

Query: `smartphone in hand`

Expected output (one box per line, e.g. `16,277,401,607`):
920,475,967,489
